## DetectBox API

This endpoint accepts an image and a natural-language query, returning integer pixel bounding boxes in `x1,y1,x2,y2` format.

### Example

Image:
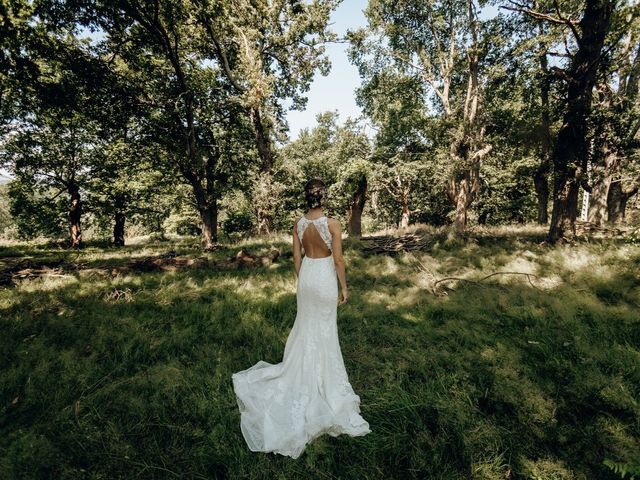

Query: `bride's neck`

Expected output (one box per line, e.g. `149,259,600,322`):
307,208,324,217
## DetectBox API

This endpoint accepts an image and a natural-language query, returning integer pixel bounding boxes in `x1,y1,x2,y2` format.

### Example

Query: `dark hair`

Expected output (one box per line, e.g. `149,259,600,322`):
304,178,327,209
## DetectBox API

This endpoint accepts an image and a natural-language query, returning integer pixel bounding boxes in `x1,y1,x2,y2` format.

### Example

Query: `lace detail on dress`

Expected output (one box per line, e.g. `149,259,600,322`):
231,249,370,459
297,216,333,252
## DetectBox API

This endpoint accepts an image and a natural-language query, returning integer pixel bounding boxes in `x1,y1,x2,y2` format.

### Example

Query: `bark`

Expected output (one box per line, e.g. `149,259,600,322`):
444,0,490,234
253,111,277,235
68,182,82,249
182,168,220,249
199,203,218,249
547,0,614,243
534,25,552,224
587,172,609,225
400,201,410,229
113,212,126,247
347,176,367,237
253,172,278,235
607,181,638,223
448,161,482,234
255,206,272,235
251,108,274,172
187,176,218,249
587,145,617,225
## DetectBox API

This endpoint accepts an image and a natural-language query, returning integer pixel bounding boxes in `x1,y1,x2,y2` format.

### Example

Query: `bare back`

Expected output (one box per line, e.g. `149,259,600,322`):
297,216,333,259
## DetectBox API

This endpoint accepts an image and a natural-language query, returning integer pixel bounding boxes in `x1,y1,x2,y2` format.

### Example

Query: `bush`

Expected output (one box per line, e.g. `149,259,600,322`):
223,209,254,236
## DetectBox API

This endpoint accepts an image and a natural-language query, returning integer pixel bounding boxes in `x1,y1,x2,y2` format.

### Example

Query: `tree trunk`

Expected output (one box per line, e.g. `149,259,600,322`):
252,108,274,172
588,146,618,225
113,212,126,247
444,1,489,235
588,171,610,225
68,182,82,249
348,176,367,237
400,201,410,229
607,181,638,223
253,172,279,235
534,27,552,224
199,202,218,249
547,0,613,243
184,171,219,249
447,156,484,234
252,109,276,234
452,176,473,234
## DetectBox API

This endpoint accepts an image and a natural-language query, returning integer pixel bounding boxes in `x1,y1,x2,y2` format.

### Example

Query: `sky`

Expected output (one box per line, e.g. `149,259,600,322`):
0,1,500,178
285,0,369,140
0,1,368,179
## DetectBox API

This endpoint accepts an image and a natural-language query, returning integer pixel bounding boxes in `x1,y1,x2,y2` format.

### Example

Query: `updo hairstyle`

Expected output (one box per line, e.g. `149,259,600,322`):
304,178,327,209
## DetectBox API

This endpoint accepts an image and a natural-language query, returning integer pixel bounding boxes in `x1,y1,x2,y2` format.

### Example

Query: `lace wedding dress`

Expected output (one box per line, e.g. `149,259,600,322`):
232,215,371,459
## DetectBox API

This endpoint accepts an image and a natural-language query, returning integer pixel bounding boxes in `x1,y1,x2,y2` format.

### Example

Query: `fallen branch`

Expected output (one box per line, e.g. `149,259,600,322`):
360,230,433,254
434,271,541,289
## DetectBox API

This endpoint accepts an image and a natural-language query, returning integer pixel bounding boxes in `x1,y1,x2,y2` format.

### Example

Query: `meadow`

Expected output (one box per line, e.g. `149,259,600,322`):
1,225,639,479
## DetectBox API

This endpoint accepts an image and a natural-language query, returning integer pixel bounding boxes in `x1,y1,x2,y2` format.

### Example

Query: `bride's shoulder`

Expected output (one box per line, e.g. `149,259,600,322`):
326,217,341,230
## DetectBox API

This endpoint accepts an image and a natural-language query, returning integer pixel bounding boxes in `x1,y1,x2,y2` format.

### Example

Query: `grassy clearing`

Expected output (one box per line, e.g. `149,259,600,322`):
1,225,639,479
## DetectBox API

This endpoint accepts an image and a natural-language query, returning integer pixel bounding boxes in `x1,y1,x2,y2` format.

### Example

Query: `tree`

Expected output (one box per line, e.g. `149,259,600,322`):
370,154,433,228
1,112,100,247
193,0,340,233
350,0,494,234
333,122,372,237
1,0,143,247
506,0,616,242
587,5,640,224
274,112,373,234
68,0,255,249
89,132,171,246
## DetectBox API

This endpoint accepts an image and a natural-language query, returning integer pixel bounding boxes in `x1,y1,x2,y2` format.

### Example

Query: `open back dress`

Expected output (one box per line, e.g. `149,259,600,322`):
231,215,371,458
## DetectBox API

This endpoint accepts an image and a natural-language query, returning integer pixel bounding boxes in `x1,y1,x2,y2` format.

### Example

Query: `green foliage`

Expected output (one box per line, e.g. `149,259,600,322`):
7,181,67,240
221,191,256,237
0,183,18,240
274,112,373,229
604,459,640,480
475,155,539,224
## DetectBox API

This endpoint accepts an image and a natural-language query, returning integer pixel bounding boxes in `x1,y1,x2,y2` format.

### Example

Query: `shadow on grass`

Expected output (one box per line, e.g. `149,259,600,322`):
1,239,639,479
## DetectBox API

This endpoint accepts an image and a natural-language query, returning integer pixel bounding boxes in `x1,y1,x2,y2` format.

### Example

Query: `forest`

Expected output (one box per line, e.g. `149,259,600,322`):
0,0,638,246
1,0,640,479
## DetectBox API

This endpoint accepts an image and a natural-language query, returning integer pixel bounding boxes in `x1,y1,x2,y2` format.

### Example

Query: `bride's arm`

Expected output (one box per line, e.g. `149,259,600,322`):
329,219,348,304
293,220,302,277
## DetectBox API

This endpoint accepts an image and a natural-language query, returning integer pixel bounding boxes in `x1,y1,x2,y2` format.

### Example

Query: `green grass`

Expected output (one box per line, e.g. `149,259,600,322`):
1,225,639,479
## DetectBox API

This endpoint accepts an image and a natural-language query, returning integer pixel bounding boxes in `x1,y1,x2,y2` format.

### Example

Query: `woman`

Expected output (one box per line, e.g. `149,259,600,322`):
232,178,371,459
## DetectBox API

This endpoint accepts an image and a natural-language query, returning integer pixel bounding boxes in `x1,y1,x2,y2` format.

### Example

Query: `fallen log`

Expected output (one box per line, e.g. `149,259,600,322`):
217,248,280,269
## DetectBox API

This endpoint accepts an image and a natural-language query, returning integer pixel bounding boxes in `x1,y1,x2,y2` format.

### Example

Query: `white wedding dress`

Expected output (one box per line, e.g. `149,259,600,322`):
232,215,371,459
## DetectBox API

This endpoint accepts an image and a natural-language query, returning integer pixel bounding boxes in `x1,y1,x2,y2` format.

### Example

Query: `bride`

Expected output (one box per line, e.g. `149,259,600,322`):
232,178,371,459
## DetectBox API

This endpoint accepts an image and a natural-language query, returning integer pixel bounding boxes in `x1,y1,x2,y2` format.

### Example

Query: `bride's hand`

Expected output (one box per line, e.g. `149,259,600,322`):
339,288,348,305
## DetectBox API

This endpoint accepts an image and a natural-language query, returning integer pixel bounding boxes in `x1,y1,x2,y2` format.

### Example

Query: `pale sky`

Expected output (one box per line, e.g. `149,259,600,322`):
0,1,500,178
0,1,368,179
285,0,369,140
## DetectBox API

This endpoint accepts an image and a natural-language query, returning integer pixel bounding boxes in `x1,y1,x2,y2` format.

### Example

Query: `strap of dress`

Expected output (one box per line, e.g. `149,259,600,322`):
297,216,333,251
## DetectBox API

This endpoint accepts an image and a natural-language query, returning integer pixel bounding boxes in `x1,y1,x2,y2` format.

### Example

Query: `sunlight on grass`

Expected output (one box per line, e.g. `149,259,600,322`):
1,229,639,479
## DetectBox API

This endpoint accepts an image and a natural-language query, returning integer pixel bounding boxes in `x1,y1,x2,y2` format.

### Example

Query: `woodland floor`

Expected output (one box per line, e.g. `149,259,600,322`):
1,224,639,479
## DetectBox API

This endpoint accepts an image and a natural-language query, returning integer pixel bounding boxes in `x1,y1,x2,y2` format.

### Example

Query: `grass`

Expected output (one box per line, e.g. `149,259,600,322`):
1,225,639,479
